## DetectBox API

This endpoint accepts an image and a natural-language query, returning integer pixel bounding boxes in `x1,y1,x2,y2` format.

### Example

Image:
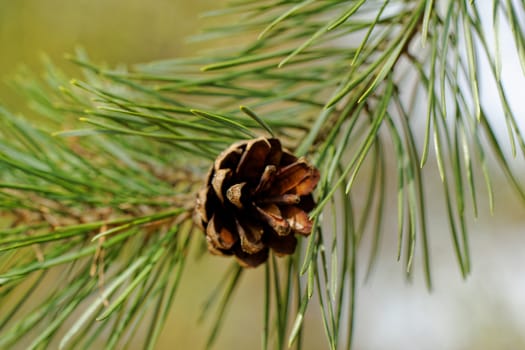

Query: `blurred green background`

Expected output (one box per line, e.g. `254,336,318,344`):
0,0,220,109
2,1,525,349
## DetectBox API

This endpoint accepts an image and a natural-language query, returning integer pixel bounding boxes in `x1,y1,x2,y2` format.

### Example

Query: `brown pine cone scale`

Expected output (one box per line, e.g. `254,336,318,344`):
194,137,320,267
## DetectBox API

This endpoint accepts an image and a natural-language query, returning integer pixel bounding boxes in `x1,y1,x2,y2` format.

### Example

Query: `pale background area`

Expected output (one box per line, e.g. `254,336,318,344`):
1,1,524,349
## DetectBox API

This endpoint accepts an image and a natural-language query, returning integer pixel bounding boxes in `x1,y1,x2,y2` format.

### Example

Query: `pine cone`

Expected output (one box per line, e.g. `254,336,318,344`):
194,137,320,267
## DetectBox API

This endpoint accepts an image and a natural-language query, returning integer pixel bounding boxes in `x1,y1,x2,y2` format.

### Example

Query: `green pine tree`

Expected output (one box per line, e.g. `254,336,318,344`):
1,1,524,349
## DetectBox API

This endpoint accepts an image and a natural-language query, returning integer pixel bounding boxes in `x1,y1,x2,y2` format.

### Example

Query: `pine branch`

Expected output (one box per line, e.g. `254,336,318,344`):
1,0,524,349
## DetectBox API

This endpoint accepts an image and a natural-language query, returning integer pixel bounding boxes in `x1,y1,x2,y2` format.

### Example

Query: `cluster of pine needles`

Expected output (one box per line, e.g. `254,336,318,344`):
1,1,525,349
